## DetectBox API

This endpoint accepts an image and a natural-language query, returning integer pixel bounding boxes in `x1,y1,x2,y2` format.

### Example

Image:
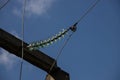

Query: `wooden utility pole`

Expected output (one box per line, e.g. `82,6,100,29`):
0,28,69,80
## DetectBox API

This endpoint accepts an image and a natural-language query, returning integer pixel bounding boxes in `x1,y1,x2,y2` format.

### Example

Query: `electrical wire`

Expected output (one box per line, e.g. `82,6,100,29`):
75,0,100,25
48,0,100,74
49,32,74,73
19,0,26,80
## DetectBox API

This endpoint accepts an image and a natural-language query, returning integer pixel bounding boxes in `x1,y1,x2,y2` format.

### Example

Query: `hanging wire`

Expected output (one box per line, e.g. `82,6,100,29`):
27,0,100,51
19,0,26,80
49,31,74,73
48,0,100,74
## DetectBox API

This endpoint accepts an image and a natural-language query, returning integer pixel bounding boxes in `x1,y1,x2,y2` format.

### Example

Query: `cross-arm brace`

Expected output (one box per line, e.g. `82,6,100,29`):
0,28,69,80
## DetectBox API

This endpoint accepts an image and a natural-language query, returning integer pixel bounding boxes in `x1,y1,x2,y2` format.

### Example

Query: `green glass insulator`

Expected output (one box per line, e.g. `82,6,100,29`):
40,41,43,45
41,44,46,48
46,43,49,46
62,34,65,38
54,39,57,42
37,42,39,45
29,47,34,51
58,37,61,40
33,47,39,50
27,44,31,47
51,36,54,40
47,39,50,42
50,41,53,44
31,43,35,47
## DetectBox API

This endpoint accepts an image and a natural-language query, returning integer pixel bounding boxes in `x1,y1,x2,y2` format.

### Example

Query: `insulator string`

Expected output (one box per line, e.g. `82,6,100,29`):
27,28,70,50
27,0,100,51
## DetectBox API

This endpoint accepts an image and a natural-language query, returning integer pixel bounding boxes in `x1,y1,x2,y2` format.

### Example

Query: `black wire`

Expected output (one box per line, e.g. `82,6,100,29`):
74,0,100,26
48,0,100,73
49,32,74,73
19,61,23,80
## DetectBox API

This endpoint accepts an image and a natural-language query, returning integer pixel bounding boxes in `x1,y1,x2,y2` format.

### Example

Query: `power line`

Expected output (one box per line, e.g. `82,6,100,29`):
48,0,100,74
49,32,74,73
74,0,100,26
19,0,26,80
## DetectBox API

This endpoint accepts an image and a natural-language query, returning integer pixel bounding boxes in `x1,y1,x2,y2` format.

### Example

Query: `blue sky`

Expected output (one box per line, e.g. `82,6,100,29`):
0,0,120,80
